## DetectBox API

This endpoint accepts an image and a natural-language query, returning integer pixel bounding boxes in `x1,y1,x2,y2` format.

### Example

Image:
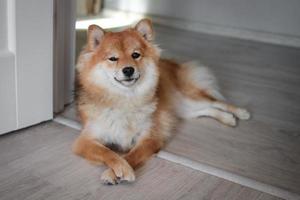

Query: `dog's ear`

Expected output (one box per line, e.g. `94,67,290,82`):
135,19,154,41
87,24,105,51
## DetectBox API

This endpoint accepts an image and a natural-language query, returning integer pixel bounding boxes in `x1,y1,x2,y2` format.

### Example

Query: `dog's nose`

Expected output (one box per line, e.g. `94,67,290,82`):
122,67,135,77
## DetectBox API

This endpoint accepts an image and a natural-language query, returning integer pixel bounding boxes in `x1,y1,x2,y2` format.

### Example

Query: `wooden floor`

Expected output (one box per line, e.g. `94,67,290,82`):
74,24,300,196
154,25,300,195
0,122,281,200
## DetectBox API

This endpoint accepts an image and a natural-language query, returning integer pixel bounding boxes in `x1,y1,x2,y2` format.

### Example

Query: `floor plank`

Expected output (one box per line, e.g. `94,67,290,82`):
153,25,300,194
75,24,300,195
0,122,281,200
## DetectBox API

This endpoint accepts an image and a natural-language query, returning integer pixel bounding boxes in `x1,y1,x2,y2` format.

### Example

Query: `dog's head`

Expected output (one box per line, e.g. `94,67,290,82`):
78,19,161,97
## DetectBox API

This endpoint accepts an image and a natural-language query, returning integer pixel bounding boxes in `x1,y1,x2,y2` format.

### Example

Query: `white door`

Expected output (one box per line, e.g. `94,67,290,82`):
0,0,53,134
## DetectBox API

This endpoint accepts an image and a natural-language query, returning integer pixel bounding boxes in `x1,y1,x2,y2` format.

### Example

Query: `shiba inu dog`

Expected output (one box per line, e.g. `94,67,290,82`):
72,19,250,185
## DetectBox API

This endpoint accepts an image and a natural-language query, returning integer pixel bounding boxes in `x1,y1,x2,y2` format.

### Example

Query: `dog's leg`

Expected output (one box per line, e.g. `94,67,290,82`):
72,133,135,184
212,101,250,120
100,136,162,184
175,62,250,121
175,90,250,124
124,137,163,169
185,107,237,126
121,108,175,170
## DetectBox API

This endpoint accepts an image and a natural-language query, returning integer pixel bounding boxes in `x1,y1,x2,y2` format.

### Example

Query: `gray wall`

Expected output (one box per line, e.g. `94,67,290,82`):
104,0,300,38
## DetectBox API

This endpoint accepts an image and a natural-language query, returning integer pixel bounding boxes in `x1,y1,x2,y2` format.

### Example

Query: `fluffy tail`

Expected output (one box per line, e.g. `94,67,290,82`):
181,61,225,101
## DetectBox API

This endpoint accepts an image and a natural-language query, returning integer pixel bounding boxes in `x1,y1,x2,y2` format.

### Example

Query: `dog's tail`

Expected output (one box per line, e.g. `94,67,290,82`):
180,61,225,101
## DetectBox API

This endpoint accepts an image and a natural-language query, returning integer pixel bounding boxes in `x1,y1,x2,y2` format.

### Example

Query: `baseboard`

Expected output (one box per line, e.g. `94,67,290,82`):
103,9,300,48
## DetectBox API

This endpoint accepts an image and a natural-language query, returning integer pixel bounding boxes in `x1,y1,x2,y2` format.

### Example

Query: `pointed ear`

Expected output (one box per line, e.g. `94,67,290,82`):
134,19,154,41
87,24,105,51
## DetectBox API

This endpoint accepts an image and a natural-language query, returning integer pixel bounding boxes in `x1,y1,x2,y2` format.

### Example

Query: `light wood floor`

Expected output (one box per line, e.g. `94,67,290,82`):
74,24,300,195
0,122,281,200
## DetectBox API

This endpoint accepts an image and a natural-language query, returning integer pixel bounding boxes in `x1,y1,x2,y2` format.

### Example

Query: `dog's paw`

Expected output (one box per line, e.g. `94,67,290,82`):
235,108,250,120
101,168,119,185
111,159,135,183
222,113,237,127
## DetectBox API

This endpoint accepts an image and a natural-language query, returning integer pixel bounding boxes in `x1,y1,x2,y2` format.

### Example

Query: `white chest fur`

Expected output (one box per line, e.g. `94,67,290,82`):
87,102,156,151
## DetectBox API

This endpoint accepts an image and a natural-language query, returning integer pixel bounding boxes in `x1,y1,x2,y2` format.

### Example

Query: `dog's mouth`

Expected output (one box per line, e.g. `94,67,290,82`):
114,75,140,87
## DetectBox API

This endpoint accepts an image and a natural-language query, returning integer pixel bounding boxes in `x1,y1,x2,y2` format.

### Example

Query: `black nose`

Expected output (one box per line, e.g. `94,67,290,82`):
122,67,135,77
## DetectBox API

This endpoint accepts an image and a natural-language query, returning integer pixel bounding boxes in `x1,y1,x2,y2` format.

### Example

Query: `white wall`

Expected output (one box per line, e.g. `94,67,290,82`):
104,0,300,45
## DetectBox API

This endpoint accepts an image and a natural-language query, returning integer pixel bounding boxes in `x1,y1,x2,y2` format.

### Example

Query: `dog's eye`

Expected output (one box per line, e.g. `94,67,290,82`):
131,52,140,59
108,56,118,62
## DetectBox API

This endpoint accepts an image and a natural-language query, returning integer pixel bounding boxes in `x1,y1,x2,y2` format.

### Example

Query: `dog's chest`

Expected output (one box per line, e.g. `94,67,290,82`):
89,102,156,151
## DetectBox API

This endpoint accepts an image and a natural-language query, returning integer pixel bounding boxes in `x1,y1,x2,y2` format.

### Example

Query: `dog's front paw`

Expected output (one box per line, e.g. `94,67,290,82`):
236,108,250,120
110,159,135,183
222,113,237,127
101,168,119,185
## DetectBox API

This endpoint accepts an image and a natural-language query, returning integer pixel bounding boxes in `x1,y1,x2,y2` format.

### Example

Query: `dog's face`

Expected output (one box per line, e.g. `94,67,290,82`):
80,19,160,96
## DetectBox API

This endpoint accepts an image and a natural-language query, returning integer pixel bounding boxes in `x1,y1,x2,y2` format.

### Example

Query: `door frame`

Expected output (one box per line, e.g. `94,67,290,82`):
53,0,76,113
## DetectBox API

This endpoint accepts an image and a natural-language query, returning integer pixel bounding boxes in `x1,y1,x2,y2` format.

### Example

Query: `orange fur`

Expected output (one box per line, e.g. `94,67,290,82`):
72,133,135,182
73,18,250,185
